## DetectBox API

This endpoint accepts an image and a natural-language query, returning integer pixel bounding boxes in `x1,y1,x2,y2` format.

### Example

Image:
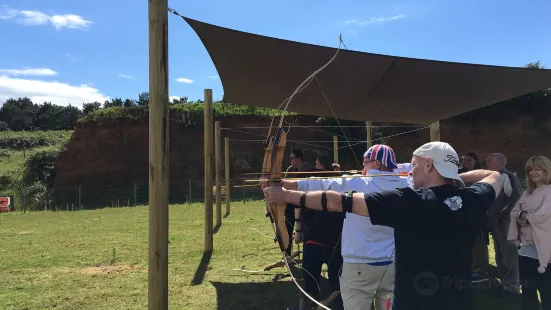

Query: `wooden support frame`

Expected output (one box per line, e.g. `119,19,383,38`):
215,121,222,226
430,121,440,142
204,89,214,252
224,137,231,215
333,136,338,163
148,0,169,308
365,121,372,148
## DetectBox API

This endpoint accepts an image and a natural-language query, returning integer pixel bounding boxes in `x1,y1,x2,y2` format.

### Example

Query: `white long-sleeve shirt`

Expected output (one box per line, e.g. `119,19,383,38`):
297,168,410,264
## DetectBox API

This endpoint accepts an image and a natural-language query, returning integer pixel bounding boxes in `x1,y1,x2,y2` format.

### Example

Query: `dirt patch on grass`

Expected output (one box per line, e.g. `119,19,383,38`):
59,264,142,275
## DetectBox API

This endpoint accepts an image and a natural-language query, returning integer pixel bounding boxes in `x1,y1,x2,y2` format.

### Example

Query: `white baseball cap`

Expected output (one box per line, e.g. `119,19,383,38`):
413,142,465,187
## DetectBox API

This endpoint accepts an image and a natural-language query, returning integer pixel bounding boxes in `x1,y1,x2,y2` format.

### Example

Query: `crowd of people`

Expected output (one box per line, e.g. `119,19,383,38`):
262,143,551,310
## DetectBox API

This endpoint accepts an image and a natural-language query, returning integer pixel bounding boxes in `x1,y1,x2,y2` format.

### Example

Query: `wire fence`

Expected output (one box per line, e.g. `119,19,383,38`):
48,178,264,211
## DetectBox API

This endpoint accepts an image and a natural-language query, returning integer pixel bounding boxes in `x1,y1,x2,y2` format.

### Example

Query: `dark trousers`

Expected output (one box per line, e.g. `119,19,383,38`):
302,242,343,308
285,204,296,256
519,255,551,310
472,229,490,273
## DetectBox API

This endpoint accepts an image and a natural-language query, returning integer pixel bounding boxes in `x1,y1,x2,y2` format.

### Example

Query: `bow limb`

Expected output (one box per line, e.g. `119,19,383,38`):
263,127,290,253
262,128,332,310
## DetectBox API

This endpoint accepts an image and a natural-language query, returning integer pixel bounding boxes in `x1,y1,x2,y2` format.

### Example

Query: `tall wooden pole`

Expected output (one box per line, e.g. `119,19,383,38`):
333,136,338,163
148,0,169,309
430,121,440,142
204,89,214,252
224,137,231,215
365,121,373,148
215,121,222,226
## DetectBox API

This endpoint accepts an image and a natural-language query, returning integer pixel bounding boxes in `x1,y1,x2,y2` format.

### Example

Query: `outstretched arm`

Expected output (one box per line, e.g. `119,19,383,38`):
263,187,369,216
460,170,502,198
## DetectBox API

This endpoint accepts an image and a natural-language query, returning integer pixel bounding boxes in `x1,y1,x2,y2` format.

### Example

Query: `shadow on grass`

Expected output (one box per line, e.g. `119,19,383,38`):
211,281,299,309
213,223,221,234
191,251,212,286
212,264,344,309
471,278,522,310
215,267,522,310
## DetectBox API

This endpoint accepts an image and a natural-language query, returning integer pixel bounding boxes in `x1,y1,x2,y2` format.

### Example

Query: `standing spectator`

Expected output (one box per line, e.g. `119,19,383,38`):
460,152,482,173
508,155,551,310
485,153,524,296
293,155,345,310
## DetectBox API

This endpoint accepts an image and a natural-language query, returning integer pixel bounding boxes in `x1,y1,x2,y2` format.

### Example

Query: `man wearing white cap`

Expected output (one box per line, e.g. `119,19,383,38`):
263,142,502,310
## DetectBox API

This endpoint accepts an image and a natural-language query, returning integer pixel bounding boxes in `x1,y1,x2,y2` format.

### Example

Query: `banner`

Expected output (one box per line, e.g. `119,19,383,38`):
0,196,13,212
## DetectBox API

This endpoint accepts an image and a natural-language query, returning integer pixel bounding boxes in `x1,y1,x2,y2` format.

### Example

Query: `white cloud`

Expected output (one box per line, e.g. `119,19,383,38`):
208,75,219,79
176,77,193,84
118,74,136,80
0,5,92,30
344,14,406,27
0,68,57,76
0,75,109,108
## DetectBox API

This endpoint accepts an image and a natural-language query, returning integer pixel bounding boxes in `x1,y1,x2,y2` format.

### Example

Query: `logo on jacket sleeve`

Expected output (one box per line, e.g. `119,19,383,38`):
444,196,463,211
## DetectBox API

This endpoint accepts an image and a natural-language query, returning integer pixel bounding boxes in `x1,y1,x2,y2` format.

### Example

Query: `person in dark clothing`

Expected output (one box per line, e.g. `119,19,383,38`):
294,155,345,310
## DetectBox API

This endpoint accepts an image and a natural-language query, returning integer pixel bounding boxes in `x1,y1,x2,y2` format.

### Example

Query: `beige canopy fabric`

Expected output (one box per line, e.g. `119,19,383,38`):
183,17,551,125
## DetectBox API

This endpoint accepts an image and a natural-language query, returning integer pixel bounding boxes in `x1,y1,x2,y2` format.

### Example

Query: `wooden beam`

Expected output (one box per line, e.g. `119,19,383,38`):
204,89,214,252
148,0,169,308
430,121,440,142
365,121,372,148
224,137,231,215
215,120,222,227
333,136,338,163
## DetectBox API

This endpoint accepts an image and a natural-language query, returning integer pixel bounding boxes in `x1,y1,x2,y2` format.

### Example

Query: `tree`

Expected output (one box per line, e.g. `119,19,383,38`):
123,98,135,107
137,92,150,106
83,102,102,115
104,98,124,108
170,96,189,105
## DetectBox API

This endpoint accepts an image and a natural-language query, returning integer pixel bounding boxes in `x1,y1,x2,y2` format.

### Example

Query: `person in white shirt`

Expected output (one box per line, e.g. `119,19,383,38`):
278,144,410,310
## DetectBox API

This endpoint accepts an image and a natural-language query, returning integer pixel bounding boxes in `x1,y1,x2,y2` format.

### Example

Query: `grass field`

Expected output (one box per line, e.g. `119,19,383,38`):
1,201,526,310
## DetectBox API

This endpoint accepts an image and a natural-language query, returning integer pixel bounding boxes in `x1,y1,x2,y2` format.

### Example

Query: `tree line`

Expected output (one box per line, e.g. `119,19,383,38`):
0,92,200,131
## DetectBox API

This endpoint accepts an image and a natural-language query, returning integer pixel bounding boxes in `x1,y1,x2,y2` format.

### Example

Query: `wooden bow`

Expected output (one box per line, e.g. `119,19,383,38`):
262,127,290,253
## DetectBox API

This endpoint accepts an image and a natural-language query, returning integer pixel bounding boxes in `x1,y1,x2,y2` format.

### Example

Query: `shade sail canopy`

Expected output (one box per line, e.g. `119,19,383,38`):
183,17,551,125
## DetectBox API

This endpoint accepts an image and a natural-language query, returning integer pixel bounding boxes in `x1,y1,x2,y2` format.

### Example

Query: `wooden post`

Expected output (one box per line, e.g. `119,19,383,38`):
78,185,81,210
224,137,231,215
204,89,214,252
430,121,440,142
148,0,169,309
134,181,137,206
188,180,192,204
215,121,222,227
333,136,338,163
365,121,373,148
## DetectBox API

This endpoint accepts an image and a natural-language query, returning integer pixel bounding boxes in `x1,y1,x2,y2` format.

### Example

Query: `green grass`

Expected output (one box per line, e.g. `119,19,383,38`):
0,201,527,309
0,130,71,196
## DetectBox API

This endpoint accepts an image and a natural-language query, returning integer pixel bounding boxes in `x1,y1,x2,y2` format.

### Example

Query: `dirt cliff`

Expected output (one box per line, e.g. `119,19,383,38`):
52,107,550,207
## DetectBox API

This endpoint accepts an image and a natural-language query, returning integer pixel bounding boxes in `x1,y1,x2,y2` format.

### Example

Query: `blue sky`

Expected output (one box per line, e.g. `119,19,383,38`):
0,0,550,108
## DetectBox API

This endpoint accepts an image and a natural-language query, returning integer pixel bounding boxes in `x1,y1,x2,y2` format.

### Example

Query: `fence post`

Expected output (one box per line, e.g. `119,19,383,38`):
242,179,246,204
215,121,222,227
204,89,214,253
134,181,138,206
333,136,338,164
224,137,230,215
430,121,440,141
188,180,192,204
78,185,82,210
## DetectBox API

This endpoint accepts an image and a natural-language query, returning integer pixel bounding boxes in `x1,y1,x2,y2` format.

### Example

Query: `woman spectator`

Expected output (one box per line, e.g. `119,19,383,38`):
508,155,551,310
459,152,482,173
